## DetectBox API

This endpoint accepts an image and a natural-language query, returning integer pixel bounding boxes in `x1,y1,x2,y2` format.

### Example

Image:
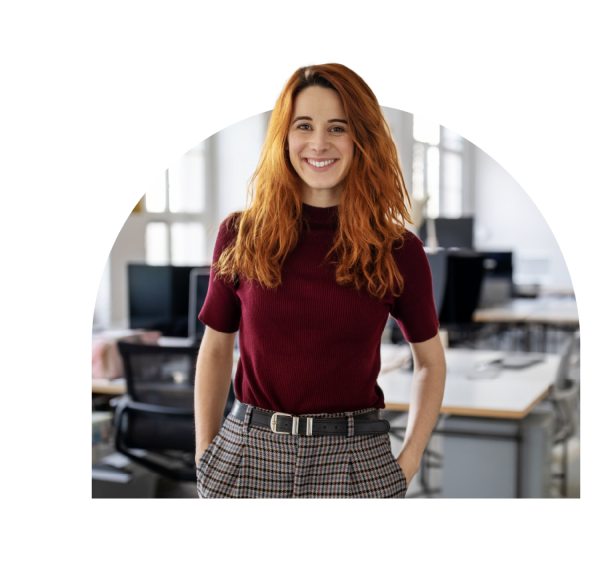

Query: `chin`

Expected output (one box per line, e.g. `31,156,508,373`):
302,178,342,191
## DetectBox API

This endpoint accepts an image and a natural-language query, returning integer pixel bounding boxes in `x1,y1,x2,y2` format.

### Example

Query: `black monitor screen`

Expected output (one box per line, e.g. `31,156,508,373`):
189,268,211,340
171,266,196,337
479,251,513,277
128,264,202,337
420,217,474,250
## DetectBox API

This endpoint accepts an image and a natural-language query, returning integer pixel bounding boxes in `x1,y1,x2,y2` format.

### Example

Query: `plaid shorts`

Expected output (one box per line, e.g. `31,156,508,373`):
196,403,408,499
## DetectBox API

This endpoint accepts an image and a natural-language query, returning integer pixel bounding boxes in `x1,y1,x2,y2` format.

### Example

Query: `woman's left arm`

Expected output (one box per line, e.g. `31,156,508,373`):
395,330,447,485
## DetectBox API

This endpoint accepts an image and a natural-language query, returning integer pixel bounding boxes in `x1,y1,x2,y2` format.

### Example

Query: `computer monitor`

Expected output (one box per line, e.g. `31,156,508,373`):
477,251,514,308
419,217,474,250
188,267,211,341
127,264,202,337
479,251,513,277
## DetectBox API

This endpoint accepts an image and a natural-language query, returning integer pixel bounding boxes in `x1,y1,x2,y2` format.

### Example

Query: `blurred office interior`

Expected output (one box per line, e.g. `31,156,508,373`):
91,108,580,498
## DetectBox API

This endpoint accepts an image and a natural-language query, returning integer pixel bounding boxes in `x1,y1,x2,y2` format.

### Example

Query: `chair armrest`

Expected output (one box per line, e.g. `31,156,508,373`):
549,380,580,401
125,400,194,416
113,395,197,482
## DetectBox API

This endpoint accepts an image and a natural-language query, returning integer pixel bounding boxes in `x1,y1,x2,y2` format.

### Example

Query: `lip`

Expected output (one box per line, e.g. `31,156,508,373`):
303,157,339,173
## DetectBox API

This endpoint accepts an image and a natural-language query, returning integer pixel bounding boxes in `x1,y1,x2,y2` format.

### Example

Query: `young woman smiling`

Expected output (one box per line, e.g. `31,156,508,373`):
194,63,446,498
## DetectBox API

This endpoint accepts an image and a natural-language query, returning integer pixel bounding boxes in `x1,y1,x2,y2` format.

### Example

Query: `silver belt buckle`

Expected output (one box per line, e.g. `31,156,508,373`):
270,412,314,435
270,412,293,435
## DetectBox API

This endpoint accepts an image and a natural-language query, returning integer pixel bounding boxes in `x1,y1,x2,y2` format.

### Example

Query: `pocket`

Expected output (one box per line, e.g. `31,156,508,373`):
196,435,220,471
348,434,407,498
197,416,245,498
394,459,408,491
389,450,408,499
383,434,408,499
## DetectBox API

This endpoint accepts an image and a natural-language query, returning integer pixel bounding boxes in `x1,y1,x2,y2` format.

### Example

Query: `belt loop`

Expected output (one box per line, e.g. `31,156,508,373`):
243,404,254,434
346,412,355,438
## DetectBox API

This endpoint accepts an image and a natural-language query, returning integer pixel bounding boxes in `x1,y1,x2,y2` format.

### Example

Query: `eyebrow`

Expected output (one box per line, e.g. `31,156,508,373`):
292,116,348,125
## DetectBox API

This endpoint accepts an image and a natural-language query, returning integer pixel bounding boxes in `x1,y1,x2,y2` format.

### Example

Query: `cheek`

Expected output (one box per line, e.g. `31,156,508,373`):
287,137,301,162
342,142,355,172
287,137,297,167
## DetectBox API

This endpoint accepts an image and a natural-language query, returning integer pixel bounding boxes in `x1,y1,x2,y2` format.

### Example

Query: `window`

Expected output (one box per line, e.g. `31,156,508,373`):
413,116,465,219
144,142,206,266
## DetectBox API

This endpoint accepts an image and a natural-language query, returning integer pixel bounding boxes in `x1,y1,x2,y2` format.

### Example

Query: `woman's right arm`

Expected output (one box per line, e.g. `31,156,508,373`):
194,326,238,465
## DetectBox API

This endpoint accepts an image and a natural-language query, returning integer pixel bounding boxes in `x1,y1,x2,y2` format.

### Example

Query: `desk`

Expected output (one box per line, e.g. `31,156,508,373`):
473,298,541,323
473,297,578,325
93,346,559,412
92,378,126,395
523,297,579,325
379,344,560,497
378,344,560,419
473,297,578,352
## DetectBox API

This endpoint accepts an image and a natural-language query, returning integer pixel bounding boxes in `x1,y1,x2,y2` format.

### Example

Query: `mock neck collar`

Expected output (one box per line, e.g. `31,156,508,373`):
302,202,339,226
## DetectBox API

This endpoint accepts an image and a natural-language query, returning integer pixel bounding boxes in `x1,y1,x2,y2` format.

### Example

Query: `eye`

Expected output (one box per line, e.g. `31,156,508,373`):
330,125,345,133
297,124,312,130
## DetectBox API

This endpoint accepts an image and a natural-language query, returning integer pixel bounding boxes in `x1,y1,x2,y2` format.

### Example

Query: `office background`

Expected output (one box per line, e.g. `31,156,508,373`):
93,108,573,331
91,107,579,499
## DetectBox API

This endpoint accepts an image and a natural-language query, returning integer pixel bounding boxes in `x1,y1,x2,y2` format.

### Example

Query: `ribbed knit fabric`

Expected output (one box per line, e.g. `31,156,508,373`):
199,203,439,414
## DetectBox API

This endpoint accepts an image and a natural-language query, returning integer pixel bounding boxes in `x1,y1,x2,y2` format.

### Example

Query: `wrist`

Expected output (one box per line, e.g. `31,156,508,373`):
397,453,420,469
196,437,215,453
397,443,424,467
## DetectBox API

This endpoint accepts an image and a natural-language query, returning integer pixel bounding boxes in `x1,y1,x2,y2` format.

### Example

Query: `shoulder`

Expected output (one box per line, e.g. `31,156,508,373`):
216,211,243,245
391,228,431,279
391,228,425,258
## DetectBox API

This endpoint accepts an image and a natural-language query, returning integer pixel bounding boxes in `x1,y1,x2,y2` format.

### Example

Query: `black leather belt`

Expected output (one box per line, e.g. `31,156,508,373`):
230,399,390,436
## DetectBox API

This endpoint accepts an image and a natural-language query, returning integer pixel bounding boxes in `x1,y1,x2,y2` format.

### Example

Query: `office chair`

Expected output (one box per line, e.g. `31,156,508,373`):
570,329,582,413
114,341,235,482
546,332,580,496
423,250,486,346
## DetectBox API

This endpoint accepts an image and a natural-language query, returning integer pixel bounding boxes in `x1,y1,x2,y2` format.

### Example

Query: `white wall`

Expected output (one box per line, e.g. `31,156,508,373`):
215,112,268,222
473,146,573,288
382,106,414,193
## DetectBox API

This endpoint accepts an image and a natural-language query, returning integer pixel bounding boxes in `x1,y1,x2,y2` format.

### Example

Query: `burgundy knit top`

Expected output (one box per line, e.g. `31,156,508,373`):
199,203,439,414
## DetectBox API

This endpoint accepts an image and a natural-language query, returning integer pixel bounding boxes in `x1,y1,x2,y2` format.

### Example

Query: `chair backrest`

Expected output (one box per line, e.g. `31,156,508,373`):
554,334,577,391
117,341,200,408
426,250,448,316
570,330,581,383
550,332,580,443
437,252,485,325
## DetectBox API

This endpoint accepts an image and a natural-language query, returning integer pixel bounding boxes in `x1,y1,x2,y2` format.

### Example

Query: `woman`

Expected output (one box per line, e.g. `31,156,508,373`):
194,63,446,498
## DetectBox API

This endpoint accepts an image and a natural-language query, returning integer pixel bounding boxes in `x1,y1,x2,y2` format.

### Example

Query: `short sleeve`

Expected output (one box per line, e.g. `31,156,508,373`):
389,231,440,343
198,218,242,333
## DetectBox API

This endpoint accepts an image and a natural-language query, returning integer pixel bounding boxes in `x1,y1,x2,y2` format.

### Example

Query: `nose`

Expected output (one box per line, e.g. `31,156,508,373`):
309,129,330,154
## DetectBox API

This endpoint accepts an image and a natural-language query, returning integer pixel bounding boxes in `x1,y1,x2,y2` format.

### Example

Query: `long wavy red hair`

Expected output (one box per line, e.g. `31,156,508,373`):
213,63,414,301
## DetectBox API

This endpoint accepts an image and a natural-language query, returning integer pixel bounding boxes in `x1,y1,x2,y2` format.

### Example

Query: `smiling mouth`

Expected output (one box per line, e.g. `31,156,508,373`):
304,158,338,169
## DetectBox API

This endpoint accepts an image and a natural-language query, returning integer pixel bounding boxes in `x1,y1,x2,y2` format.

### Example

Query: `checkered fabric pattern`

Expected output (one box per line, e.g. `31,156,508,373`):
196,404,408,499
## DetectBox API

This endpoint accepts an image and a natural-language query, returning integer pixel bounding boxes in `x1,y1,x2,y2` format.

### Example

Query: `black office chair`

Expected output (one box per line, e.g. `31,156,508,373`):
114,341,235,482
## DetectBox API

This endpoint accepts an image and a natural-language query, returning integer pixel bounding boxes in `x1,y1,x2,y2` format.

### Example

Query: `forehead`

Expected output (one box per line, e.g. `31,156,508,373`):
292,86,346,118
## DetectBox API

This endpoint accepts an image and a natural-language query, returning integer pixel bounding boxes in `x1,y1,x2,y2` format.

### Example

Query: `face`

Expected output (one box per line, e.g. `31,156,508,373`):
287,86,354,203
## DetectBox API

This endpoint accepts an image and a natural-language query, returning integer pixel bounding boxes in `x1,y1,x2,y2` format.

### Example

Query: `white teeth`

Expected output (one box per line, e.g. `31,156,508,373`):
308,159,335,168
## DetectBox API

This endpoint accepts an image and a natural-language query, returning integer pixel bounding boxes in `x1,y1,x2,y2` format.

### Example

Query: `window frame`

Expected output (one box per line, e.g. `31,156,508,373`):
413,120,474,218
142,139,214,266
